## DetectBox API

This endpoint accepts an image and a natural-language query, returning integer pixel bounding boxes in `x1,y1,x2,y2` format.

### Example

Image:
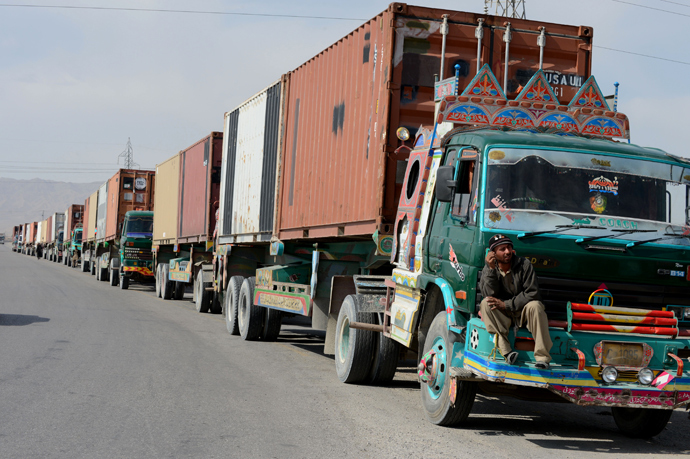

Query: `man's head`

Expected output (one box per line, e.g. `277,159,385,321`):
489,234,513,264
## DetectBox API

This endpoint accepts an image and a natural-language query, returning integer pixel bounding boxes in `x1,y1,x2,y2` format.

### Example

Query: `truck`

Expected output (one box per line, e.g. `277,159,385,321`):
151,132,223,301
11,226,20,252
38,219,47,258
88,169,156,286
203,3,690,437
62,204,84,267
44,213,65,262
81,191,98,273
0,232,6,245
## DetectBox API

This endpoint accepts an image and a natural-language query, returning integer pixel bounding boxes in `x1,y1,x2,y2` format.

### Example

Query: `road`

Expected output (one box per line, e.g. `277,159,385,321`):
1,245,690,458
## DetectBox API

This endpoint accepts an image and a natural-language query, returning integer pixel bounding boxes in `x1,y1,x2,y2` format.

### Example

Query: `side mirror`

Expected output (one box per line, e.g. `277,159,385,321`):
435,165,457,203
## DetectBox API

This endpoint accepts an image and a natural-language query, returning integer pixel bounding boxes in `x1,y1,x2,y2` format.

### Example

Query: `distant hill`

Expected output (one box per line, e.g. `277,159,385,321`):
0,178,102,237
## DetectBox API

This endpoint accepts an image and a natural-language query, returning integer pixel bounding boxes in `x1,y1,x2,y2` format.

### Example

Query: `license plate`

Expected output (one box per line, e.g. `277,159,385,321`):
601,342,644,367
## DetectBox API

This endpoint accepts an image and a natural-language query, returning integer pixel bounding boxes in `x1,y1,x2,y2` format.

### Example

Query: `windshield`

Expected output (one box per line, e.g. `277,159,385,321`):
74,231,82,242
124,216,153,236
484,148,690,245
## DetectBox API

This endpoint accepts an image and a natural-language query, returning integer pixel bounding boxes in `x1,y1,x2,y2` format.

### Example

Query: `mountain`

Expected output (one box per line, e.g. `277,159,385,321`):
0,178,102,237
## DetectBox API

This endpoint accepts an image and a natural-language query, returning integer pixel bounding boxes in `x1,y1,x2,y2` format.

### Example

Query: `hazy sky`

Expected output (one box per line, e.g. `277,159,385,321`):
0,0,687,183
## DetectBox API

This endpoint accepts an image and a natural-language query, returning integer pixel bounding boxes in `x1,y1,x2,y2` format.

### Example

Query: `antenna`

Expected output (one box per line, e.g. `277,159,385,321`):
484,0,526,19
117,138,140,169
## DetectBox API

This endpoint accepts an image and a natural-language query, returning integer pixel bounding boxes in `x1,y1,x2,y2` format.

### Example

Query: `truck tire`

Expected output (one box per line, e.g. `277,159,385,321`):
210,293,222,314
194,273,210,312
367,330,400,385
155,264,162,298
119,275,129,290
99,267,109,282
420,312,476,426
335,295,376,384
225,276,243,335
90,260,96,276
81,259,88,272
109,268,119,286
238,277,263,341
611,407,672,438
161,264,173,300
261,309,282,341
174,281,185,300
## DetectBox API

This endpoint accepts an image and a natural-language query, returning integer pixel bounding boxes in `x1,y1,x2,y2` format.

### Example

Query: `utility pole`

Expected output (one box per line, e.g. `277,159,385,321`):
484,0,526,19
117,138,139,169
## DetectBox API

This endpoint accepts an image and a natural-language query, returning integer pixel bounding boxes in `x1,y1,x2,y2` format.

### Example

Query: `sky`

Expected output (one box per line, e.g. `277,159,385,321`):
0,0,688,183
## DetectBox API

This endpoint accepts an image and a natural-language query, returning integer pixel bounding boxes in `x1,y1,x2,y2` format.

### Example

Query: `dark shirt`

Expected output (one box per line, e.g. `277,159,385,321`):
479,255,541,312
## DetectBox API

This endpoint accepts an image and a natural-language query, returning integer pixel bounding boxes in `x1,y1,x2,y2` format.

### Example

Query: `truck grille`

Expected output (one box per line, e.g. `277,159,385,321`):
124,248,153,261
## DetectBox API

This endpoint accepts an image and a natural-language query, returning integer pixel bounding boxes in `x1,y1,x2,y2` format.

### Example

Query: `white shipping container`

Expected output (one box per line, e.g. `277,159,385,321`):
218,81,282,244
96,181,108,241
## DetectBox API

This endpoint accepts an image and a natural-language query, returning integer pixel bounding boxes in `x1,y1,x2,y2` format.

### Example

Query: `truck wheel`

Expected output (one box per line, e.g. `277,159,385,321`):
109,268,119,286
420,312,476,426
261,309,282,341
367,331,400,385
90,261,96,276
119,275,130,290
225,276,243,335
155,264,162,298
99,267,109,282
161,264,173,300
611,407,672,438
210,293,222,314
174,281,185,300
335,295,376,384
238,277,263,341
194,273,210,312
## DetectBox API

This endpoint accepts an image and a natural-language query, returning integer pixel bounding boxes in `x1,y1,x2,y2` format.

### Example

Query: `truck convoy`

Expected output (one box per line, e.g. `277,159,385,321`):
10,3,690,438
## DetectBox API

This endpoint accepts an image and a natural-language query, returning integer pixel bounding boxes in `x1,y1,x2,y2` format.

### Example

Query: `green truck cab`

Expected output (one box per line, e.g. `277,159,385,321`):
117,211,154,289
372,68,690,436
67,226,83,267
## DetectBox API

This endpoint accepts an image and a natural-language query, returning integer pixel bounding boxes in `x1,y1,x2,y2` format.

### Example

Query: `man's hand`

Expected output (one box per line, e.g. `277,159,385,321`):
485,251,496,269
486,296,505,311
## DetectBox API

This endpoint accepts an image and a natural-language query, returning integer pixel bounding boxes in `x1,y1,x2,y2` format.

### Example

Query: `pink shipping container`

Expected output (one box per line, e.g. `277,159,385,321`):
276,3,592,240
65,204,84,241
46,215,54,243
178,132,223,242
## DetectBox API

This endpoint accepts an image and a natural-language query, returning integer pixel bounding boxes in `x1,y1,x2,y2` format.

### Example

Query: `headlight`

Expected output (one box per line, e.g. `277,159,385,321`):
637,368,654,385
602,366,618,384
684,309,690,320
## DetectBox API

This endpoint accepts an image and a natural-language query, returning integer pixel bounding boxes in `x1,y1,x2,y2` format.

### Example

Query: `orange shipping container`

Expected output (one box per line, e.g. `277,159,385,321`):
276,3,592,240
105,169,156,241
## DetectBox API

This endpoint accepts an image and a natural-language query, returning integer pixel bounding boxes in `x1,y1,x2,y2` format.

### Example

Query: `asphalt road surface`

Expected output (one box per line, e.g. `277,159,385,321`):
2,245,690,458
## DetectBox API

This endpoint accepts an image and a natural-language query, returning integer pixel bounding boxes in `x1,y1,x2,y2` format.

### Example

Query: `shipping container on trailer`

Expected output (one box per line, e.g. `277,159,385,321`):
86,192,97,243
153,133,223,303
275,2,592,241
219,82,282,244
96,181,108,242
63,204,84,267
152,154,181,246
105,169,155,241
212,3,598,398
45,215,53,244
81,193,97,272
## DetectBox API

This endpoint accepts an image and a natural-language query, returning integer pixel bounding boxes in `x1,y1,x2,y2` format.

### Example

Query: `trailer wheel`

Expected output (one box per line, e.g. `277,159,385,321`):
420,312,476,426
367,330,400,385
611,407,672,438
194,273,210,312
119,275,129,290
173,281,185,300
90,260,96,276
109,268,119,286
335,295,376,384
161,264,173,300
261,309,282,341
99,267,109,282
155,264,162,298
238,277,263,341
81,259,88,272
210,293,222,314
225,276,243,335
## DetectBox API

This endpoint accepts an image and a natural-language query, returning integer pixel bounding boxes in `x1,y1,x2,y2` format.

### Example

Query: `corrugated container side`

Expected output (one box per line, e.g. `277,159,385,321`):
106,169,156,241
37,222,42,244
96,182,108,241
53,212,65,239
46,215,54,243
40,220,47,244
276,4,591,240
219,81,281,243
65,204,84,241
153,154,181,245
178,132,223,241
65,209,71,241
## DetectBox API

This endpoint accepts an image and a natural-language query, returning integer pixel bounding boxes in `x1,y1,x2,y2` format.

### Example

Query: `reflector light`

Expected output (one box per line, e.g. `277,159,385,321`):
602,366,618,384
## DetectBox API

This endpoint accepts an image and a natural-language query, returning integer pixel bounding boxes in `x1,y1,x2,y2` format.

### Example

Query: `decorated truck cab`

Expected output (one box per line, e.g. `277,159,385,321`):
381,66,690,436
117,211,155,289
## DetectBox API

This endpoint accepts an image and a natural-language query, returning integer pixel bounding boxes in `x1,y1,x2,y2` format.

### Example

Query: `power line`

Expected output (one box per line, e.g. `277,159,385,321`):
0,4,367,21
594,45,690,65
612,0,690,17
659,0,690,7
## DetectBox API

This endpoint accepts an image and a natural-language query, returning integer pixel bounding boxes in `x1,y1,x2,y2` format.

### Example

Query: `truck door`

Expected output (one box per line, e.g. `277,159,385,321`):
426,147,479,313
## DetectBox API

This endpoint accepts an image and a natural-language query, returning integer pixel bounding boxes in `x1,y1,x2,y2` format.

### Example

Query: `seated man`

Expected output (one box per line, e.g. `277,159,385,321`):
479,235,552,369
